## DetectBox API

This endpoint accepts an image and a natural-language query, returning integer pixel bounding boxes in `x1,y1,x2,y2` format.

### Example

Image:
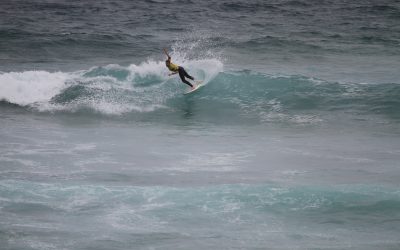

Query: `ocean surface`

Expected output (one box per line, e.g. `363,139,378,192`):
1,0,400,249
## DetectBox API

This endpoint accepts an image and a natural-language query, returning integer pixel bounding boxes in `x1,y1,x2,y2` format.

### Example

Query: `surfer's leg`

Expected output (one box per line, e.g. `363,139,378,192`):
182,68,194,80
181,77,193,87
178,67,193,87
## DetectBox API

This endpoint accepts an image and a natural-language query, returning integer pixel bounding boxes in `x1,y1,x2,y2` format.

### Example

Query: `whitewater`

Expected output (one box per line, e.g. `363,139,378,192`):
1,0,400,249
0,58,223,114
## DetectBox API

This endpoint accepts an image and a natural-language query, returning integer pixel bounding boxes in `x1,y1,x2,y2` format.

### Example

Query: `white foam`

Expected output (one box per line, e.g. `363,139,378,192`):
128,60,167,79
186,58,223,84
0,71,69,106
127,58,223,85
0,57,223,114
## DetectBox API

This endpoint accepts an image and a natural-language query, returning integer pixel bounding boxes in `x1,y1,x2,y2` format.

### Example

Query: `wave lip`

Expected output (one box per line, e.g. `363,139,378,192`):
0,70,69,106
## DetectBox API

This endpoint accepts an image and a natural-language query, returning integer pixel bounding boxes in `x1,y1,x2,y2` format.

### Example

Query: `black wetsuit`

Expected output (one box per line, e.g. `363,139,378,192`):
178,66,194,87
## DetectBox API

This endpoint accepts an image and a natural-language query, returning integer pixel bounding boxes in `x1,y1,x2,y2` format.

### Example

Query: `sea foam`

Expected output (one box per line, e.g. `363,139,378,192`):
0,58,223,114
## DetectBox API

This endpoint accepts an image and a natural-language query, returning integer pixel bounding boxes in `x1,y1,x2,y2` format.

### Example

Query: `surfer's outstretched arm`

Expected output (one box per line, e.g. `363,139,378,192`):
168,72,178,76
163,48,171,59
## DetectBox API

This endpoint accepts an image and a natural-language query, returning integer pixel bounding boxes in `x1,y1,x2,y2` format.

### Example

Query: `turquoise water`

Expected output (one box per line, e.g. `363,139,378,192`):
1,0,400,249
2,180,400,249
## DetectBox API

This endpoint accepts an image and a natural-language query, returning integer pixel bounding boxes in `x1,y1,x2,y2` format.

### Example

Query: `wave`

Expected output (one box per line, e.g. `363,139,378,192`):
1,59,399,123
0,58,222,115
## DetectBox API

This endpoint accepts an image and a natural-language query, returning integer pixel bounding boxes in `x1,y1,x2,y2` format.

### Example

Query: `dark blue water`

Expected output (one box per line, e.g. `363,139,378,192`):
1,0,400,82
1,1,400,249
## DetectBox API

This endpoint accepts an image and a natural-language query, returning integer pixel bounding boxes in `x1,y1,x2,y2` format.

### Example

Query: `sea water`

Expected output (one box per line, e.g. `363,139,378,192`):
1,0,400,249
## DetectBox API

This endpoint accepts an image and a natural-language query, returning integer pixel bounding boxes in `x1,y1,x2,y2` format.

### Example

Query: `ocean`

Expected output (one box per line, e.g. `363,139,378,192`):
1,0,400,249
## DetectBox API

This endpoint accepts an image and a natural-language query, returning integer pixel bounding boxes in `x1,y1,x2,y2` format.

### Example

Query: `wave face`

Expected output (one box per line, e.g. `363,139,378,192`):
1,61,399,125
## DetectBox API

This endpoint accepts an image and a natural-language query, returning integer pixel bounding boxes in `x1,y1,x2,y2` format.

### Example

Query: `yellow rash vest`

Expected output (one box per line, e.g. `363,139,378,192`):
167,61,179,72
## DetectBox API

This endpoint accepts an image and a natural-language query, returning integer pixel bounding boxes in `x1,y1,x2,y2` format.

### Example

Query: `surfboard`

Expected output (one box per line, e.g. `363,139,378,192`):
184,81,204,95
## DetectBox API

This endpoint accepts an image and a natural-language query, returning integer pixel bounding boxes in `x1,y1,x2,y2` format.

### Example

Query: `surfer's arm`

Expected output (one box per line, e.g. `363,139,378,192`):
168,72,178,76
163,48,171,59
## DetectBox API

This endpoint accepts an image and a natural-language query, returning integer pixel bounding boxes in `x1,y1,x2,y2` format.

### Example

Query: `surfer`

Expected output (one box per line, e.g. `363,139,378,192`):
164,49,195,89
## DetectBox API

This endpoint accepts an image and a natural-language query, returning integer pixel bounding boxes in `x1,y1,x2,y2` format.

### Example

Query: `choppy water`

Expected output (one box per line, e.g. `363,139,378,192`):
1,0,400,249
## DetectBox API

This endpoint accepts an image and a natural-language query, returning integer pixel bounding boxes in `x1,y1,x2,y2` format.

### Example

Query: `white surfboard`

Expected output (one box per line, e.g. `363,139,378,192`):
184,81,204,95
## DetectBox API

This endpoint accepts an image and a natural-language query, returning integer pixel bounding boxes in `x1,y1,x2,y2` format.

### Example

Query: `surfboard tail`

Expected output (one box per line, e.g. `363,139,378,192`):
184,81,204,95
